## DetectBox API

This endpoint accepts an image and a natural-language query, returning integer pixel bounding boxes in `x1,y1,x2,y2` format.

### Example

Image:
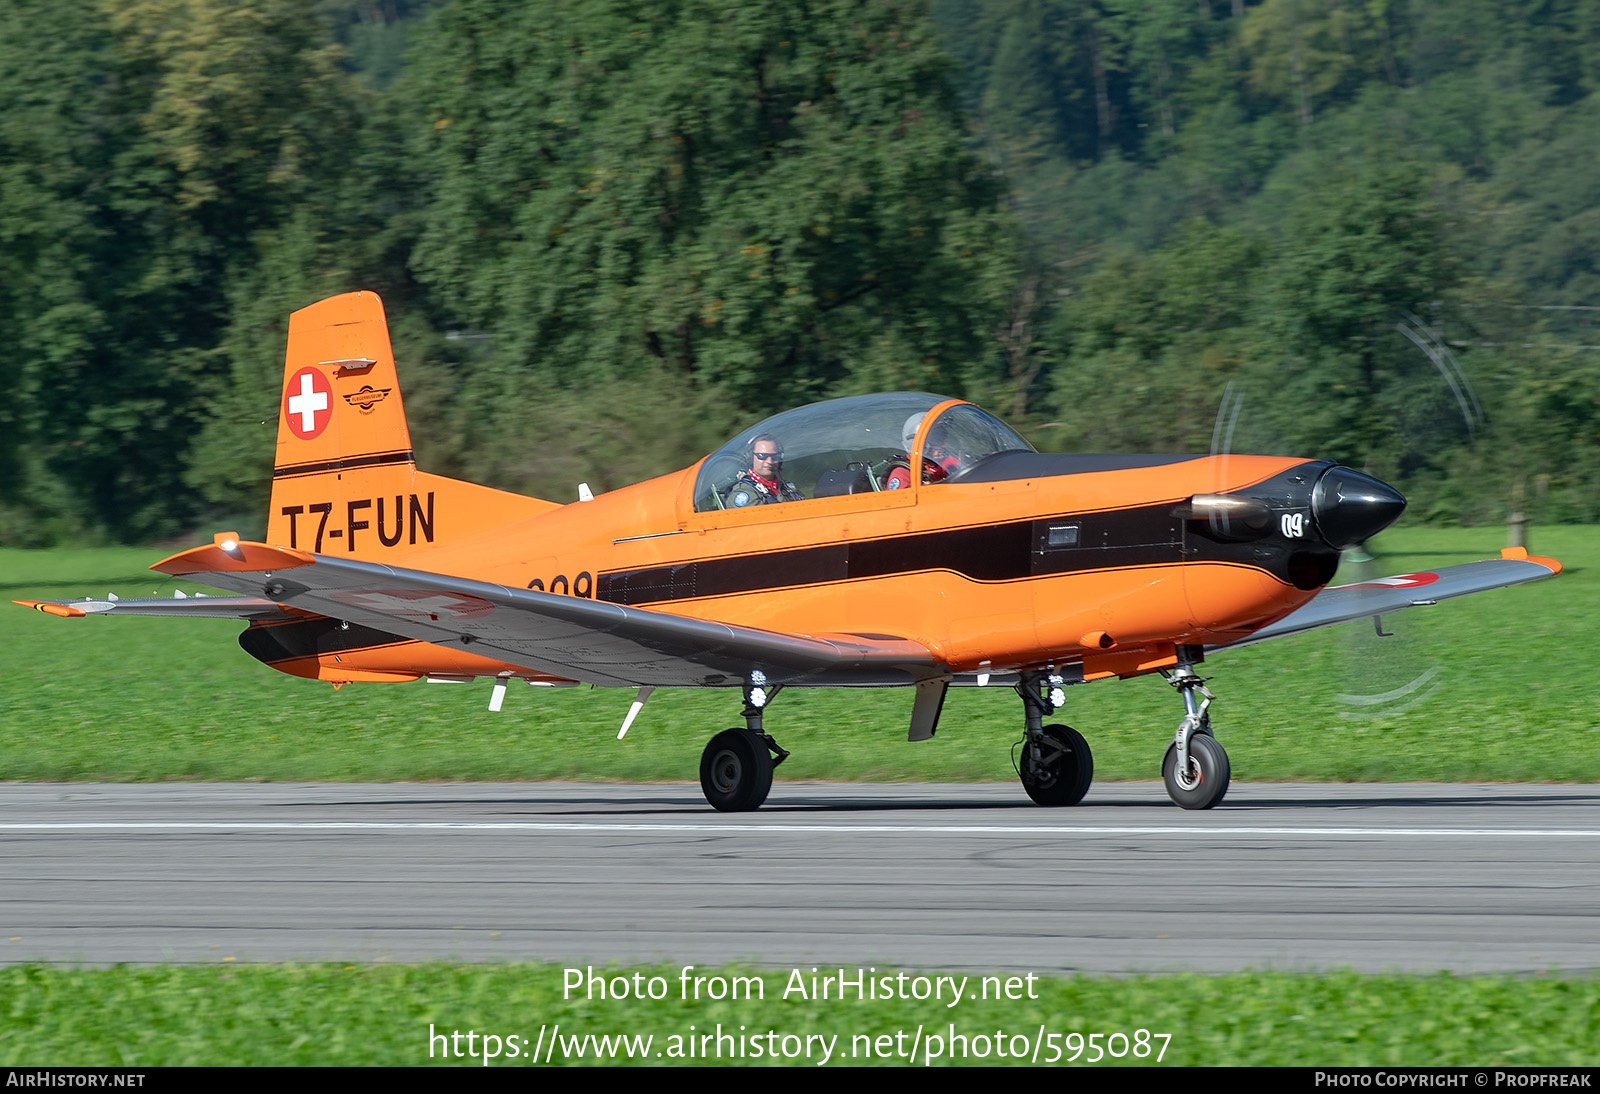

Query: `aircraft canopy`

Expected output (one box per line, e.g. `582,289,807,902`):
692,393,1034,511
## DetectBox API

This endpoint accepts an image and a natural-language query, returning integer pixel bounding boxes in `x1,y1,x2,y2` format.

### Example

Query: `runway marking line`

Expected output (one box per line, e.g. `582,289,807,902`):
3,822,1600,837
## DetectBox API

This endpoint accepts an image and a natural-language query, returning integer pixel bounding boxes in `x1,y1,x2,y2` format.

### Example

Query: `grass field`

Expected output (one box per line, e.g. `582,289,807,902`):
1,526,1593,785
3,962,1598,1066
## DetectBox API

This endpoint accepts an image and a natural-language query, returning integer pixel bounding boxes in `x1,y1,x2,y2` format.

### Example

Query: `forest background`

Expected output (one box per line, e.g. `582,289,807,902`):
2,0,1597,547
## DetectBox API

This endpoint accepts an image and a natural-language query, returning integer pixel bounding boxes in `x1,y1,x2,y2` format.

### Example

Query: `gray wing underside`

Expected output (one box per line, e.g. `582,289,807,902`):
163,553,941,688
24,595,293,620
1213,556,1560,651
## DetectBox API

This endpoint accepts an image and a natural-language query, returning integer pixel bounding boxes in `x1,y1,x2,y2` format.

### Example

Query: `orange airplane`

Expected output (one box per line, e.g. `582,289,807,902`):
16,292,1562,811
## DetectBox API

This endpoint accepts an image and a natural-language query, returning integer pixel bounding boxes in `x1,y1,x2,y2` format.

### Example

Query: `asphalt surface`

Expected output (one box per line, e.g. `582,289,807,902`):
3,781,1598,973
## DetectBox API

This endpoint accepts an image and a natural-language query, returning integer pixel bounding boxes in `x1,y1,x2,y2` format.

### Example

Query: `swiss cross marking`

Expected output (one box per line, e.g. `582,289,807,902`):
285,368,332,440
1334,572,1442,591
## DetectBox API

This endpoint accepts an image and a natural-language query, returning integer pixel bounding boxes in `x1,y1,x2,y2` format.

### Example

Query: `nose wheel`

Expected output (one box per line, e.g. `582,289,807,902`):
1162,730,1230,809
1160,654,1230,809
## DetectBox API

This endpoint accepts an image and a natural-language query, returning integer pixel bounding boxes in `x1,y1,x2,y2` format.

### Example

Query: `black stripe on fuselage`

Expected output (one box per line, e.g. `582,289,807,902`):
597,504,1189,606
273,450,416,479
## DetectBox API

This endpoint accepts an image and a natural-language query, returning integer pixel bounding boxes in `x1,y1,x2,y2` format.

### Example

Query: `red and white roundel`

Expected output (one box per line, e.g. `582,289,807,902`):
284,367,333,440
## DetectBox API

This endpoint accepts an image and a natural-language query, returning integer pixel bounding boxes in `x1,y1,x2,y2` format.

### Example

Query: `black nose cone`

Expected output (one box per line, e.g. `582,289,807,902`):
1311,466,1407,550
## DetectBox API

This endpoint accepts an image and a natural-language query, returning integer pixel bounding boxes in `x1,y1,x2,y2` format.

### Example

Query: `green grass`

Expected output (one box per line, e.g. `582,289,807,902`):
1,527,1593,784
2,962,1596,1066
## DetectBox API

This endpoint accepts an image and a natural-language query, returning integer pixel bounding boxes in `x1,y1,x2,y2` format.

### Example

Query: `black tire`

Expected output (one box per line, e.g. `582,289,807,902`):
1162,733,1231,810
699,729,774,812
1020,724,1094,807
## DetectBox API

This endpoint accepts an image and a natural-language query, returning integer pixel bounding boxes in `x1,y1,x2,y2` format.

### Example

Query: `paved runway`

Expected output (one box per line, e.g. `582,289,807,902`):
3,781,1598,973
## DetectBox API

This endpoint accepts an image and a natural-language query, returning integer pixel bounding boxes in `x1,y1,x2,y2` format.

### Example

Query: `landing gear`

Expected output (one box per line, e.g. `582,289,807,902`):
1162,732,1230,810
1160,652,1230,809
1021,724,1094,806
698,676,789,812
1015,670,1093,806
700,730,774,812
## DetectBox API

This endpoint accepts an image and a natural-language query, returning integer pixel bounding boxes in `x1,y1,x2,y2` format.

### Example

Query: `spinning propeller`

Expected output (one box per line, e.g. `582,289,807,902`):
1201,338,1487,725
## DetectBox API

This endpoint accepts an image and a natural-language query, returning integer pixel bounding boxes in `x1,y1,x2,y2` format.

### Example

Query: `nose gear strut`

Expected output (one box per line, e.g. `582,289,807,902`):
1159,649,1230,809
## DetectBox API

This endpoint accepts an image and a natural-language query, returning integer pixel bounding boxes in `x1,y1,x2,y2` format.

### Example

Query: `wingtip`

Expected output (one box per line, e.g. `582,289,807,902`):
151,540,316,578
1500,546,1563,575
13,599,88,618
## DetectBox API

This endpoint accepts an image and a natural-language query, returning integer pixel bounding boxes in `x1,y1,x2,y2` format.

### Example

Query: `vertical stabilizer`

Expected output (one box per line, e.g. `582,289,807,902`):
274,291,413,481
267,292,552,558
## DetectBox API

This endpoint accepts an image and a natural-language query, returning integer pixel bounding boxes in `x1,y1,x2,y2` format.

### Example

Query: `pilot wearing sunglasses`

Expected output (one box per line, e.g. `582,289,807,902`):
723,433,804,507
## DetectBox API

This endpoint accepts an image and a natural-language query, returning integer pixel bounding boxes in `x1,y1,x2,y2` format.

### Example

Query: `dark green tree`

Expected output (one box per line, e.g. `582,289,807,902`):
0,0,364,543
1042,217,1266,453
403,0,1016,497
1250,155,1461,474
0,2,113,542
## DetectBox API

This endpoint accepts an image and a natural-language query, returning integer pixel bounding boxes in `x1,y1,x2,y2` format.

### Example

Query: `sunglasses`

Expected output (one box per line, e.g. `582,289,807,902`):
753,451,782,461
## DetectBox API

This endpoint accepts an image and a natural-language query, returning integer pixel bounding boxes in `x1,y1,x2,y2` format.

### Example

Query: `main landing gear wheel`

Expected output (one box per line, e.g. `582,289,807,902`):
1014,670,1092,807
1020,724,1094,807
1162,733,1231,810
700,729,774,812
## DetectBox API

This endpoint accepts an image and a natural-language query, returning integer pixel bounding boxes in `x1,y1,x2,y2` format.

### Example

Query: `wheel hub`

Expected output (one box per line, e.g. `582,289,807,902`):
1026,747,1061,789
710,750,742,793
1172,758,1201,792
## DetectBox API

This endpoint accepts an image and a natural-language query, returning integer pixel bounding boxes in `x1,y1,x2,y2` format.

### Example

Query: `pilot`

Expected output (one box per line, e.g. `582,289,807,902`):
885,413,961,489
722,433,804,508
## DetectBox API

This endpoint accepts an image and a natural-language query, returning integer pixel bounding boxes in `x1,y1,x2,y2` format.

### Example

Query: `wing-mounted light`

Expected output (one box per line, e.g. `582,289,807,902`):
1173,494,1273,542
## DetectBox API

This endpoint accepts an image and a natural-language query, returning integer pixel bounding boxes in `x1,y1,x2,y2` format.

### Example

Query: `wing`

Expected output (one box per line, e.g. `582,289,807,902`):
1214,547,1562,650
14,593,293,620
141,540,941,688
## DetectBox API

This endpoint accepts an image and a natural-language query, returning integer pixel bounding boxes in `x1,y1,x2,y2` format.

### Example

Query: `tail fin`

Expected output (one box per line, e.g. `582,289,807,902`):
267,292,553,557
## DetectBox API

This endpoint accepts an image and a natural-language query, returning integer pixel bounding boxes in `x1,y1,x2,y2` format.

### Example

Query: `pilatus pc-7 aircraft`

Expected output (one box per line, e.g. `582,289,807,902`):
17,293,1562,812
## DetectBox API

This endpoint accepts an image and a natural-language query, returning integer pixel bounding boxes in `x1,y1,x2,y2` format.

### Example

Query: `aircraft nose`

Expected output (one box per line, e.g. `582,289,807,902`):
1310,466,1407,549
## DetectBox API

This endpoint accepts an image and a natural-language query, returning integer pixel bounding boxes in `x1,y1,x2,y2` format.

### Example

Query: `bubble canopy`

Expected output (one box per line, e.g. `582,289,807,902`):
692,393,1034,512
